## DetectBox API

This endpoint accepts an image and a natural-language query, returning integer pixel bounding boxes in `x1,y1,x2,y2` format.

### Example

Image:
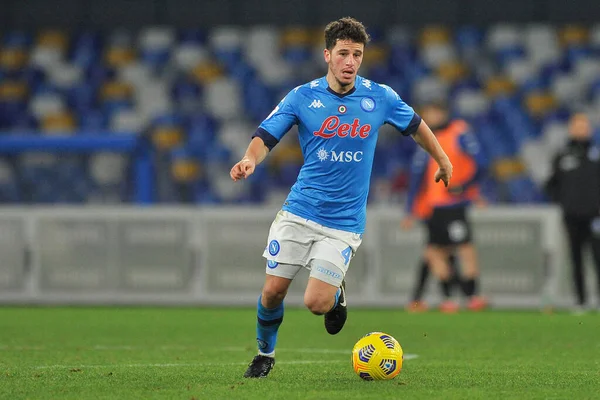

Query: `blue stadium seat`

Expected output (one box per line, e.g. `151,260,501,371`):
140,48,171,69
242,77,275,122
495,45,526,66
78,110,108,131
455,26,484,50
70,32,102,68
9,113,38,131
2,31,31,48
186,113,218,158
505,175,543,203
229,61,256,83
86,65,116,88
171,78,202,104
282,46,312,64
67,83,97,113
192,180,219,204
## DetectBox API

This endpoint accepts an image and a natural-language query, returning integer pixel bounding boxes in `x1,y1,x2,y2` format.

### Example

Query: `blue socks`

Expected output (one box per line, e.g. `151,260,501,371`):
256,295,284,356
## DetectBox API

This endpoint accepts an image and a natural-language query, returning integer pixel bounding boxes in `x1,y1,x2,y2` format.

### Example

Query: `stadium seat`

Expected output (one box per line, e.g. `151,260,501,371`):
70,31,102,69
209,26,244,69
67,82,96,114
41,111,76,134
172,43,210,72
150,114,184,150
453,89,489,118
486,25,522,52
78,110,107,131
505,58,536,85
0,47,28,72
110,109,147,133
0,24,599,205
29,91,66,120
505,175,543,203
204,77,242,120
412,76,449,104
170,146,201,183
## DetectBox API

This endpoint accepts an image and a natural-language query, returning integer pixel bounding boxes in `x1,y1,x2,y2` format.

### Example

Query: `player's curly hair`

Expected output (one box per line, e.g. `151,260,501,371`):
324,17,371,50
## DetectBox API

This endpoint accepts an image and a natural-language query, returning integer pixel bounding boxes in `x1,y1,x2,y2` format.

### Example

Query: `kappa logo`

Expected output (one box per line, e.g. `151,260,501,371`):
309,99,325,109
310,79,320,88
362,79,372,90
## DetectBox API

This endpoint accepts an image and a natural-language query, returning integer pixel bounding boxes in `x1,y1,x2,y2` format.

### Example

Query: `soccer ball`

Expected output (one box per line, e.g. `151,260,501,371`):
351,332,403,380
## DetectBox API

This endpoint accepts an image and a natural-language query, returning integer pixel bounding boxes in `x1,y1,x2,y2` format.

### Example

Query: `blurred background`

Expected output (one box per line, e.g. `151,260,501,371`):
0,0,598,308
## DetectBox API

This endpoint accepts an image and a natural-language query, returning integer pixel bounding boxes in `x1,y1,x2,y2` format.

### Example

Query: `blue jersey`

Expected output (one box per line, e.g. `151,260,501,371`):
254,76,421,233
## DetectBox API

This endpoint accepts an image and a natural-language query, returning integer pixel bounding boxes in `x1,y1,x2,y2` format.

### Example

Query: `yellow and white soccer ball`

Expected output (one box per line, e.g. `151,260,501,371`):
351,332,403,380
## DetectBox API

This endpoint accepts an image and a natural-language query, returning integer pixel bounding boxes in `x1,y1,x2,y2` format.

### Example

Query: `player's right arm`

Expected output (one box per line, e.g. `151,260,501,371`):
230,89,300,181
230,137,270,181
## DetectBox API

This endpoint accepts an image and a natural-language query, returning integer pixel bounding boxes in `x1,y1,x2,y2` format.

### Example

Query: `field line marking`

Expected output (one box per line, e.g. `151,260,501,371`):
0,344,419,361
30,355,417,369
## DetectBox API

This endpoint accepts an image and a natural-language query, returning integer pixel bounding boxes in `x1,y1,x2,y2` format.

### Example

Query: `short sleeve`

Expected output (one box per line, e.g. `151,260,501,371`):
381,85,421,136
258,89,300,141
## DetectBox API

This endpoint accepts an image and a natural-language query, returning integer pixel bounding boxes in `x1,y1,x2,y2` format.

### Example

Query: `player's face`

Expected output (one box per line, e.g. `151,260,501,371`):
324,40,364,89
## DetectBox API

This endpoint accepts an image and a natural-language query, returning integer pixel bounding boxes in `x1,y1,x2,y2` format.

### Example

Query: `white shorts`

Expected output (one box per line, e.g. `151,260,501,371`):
262,210,362,286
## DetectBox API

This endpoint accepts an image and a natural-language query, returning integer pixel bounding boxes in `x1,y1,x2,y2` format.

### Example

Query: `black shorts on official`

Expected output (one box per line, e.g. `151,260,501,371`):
426,205,473,246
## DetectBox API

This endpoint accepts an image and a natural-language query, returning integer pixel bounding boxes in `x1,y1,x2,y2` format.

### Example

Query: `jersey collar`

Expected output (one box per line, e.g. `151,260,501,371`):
325,76,357,98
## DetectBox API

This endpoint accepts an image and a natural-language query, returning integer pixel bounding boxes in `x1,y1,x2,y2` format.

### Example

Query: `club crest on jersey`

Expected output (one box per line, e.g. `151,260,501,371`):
360,97,376,112
338,105,347,114
313,116,371,139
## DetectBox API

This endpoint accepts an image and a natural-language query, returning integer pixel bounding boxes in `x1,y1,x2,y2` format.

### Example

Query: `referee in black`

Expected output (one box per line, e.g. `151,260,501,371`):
545,113,600,312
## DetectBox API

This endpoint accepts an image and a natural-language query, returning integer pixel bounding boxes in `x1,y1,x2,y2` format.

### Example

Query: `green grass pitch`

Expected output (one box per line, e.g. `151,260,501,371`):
0,307,598,399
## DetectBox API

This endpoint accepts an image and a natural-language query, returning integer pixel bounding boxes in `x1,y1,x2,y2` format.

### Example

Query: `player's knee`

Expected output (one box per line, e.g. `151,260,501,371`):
304,293,331,315
262,283,287,307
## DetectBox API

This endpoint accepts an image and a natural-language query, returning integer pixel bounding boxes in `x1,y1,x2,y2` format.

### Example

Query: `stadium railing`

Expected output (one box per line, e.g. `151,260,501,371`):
0,133,155,203
0,204,590,310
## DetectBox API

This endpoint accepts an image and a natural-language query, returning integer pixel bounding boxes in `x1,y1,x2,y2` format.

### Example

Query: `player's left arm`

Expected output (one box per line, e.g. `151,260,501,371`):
382,85,452,187
411,121,453,187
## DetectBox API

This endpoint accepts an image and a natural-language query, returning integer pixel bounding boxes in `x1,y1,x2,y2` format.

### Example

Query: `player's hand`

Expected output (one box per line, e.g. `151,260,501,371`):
230,157,256,181
400,215,415,230
434,158,453,187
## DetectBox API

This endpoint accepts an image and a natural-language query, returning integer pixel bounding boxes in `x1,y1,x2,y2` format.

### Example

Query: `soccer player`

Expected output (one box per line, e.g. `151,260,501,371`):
230,17,453,378
401,101,488,313
405,253,462,313
544,113,600,313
